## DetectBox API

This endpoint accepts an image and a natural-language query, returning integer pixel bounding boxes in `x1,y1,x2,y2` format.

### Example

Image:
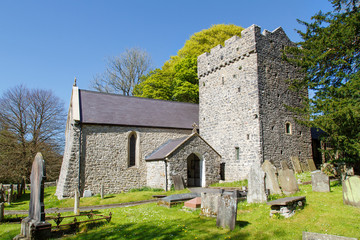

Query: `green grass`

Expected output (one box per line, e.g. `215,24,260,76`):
3,186,190,211
210,179,248,188
2,182,360,240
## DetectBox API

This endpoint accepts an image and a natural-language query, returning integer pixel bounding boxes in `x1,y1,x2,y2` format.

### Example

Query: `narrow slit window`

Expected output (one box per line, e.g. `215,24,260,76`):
129,133,136,167
235,147,240,160
285,122,292,134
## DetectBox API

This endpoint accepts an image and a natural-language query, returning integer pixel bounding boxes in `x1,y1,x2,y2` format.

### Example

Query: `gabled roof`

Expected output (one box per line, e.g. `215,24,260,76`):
78,89,199,129
145,133,221,161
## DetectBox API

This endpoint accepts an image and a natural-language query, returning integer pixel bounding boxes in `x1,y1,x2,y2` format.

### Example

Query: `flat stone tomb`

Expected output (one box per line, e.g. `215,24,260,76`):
158,193,200,208
184,197,201,210
267,196,306,218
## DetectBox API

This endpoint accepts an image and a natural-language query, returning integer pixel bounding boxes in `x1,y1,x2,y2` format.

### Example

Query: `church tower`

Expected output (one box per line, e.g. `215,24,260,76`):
198,25,312,181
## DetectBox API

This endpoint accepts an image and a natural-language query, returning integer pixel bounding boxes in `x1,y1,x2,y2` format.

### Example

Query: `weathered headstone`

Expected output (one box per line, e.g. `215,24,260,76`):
280,161,289,170
0,202,4,222
307,159,317,171
21,177,26,195
0,184,4,202
100,184,104,199
172,175,185,190
83,189,92,198
278,169,299,195
303,232,358,240
311,171,330,192
343,175,360,208
216,190,238,231
201,192,222,217
300,162,310,172
262,160,282,195
14,153,51,240
17,182,22,198
247,162,267,203
7,188,12,205
74,188,80,215
290,156,302,173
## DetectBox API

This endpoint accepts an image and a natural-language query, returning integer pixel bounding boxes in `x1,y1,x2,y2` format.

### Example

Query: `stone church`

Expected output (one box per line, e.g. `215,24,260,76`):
56,25,312,199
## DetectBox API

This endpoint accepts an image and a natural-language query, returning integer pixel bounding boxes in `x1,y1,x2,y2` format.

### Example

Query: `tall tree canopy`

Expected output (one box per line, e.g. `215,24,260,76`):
284,0,360,164
92,47,152,96
133,24,244,103
0,85,66,182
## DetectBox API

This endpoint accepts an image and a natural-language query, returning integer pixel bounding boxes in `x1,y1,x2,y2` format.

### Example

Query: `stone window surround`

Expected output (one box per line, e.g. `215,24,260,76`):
285,122,292,135
127,131,141,168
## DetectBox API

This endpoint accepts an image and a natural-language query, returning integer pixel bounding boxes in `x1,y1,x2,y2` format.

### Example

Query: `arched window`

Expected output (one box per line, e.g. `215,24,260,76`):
129,133,136,167
285,122,292,135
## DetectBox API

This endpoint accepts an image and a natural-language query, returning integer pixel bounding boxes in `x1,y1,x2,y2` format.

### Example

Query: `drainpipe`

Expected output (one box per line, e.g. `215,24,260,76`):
164,158,169,192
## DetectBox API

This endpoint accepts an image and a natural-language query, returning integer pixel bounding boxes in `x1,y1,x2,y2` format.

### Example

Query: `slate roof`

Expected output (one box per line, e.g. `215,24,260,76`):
78,90,199,129
145,136,189,161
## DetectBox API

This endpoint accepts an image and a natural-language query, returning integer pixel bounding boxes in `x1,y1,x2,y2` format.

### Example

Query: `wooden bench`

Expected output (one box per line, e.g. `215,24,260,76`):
267,196,306,218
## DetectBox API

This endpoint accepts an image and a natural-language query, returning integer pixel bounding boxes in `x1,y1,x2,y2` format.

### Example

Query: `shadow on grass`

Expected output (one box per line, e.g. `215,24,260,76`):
62,218,251,240
50,221,108,239
4,192,30,209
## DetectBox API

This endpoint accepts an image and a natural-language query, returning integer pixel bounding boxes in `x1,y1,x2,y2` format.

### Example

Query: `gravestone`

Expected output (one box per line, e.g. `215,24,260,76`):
17,182,22,198
247,162,267,203
158,193,200,208
0,184,4,202
74,188,80,215
280,161,289,170
307,159,317,171
261,160,282,195
83,189,92,198
216,190,238,231
290,156,302,173
343,175,360,208
201,192,222,217
101,184,104,199
14,152,51,240
21,177,26,195
184,197,201,210
0,202,4,222
278,169,299,195
172,175,185,190
300,162,310,172
311,171,330,192
7,188,12,205
303,232,358,240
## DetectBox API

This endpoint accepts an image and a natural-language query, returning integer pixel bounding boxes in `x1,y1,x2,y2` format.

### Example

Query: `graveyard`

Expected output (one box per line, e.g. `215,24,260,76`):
1,173,360,240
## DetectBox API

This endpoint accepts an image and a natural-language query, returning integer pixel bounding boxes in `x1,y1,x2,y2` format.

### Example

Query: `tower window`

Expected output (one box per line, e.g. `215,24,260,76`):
222,77,224,85
235,147,240,160
285,122,292,135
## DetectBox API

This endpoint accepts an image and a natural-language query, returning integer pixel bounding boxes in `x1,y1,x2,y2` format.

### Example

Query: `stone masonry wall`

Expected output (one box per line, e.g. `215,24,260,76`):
256,27,313,168
198,25,263,181
167,135,221,190
56,119,81,199
80,125,191,195
198,25,312,180
146,160,166,190
57,123,191,198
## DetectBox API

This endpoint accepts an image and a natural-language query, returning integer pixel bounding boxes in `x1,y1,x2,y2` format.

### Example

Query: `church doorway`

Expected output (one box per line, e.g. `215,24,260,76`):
187,153,202,187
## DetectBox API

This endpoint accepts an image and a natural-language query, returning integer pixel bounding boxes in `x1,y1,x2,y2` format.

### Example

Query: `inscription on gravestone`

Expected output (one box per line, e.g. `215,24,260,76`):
216,190,238,231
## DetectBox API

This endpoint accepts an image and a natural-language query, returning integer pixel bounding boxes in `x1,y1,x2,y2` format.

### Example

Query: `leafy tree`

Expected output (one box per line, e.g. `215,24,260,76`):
134,24,244,103
284,0,360,165
0,85,66,182
92,47,152,96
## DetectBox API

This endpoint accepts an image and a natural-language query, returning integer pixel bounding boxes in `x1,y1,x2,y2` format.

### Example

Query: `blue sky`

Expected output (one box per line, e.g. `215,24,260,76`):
0,0,333,107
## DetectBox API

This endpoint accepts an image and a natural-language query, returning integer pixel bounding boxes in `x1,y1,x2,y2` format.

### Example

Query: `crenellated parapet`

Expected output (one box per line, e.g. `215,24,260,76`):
197,24,292,78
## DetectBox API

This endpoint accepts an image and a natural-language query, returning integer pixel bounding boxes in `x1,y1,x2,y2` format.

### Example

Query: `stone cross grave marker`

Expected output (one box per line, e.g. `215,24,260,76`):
343,175,360,208
311,171,330,192
172,174,185,191
247,162,267,203
290,156,302,173
15,152,51,240
262,160,282,195
216,190,238,231
278,169,299,195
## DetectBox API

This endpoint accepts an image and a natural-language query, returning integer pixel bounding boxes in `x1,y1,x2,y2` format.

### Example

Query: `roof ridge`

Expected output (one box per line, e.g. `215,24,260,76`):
79,89,199,106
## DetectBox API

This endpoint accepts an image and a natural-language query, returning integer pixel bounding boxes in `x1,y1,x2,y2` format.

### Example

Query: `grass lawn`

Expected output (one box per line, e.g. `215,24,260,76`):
1,181,360,239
